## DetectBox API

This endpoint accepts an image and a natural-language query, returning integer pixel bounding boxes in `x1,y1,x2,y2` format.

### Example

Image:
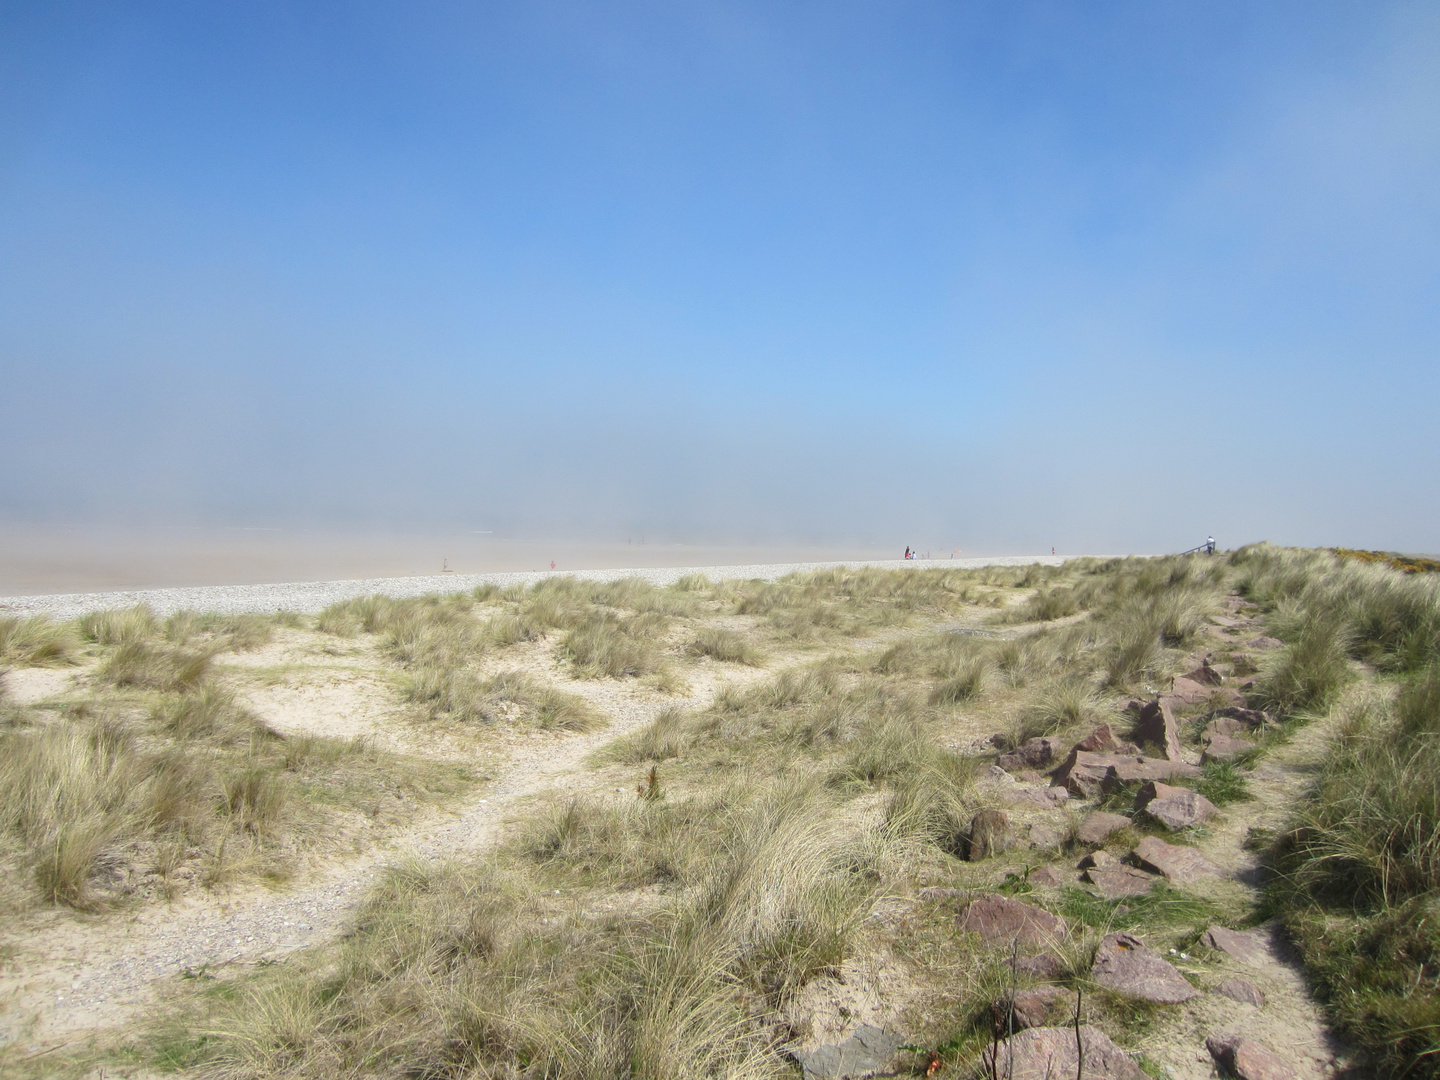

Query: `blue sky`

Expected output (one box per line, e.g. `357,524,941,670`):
2,2,1436,552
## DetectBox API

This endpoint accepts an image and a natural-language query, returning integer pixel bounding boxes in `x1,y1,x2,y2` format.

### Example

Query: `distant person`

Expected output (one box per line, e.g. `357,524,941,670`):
904,546,911,560
1052,547,1056,556
550,560,557,570
1206,536,1216,555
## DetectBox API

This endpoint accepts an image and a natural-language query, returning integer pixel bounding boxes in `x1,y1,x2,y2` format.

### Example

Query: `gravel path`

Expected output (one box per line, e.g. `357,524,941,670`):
0,557,1065,620
0,695,675,1047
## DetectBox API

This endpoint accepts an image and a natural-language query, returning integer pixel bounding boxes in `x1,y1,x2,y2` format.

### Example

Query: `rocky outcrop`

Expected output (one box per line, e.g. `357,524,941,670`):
1051,751,1200,798
1091,932,1201,1003
982,1025,1147,1080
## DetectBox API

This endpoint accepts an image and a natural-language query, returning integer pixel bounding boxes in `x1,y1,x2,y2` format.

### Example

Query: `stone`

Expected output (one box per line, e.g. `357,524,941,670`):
1213,705,1271,728
1214,978,1266,1007
1083,865,1158,898
1204,715,1248,739
1091,932,1202,1003
1132,698,1183,761
982,1025,1147,1080
1131,836,1219,882
1202,732,1250,763
1028,823,1065,851
1166,677,1245,709
1133,782,1217,830
1001,985,1078,1031
1008,952,1064,980
967,809,1014,861
958,895,1067,947
1077,811,1131,845
1026,866,1065,887
1184,657,1225,685
1078,849,1116,870
997,736,1063,773
1246,636,1283,650
1052,751,1199,798
1200,925,1268,964
1205,1034,1297,1080
795,1025,904,1080
1073,723,1121,753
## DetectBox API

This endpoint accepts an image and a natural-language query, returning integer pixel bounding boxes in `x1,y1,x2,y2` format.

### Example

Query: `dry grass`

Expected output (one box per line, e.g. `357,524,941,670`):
0,614,78,666
687,626,766,666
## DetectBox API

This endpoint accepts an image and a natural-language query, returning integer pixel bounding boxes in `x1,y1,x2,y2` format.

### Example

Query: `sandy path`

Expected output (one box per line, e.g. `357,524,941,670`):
0,680,731,1048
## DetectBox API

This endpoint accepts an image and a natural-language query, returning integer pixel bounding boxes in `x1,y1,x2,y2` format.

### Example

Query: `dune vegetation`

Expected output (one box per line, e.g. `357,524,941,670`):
3,548,1437,1078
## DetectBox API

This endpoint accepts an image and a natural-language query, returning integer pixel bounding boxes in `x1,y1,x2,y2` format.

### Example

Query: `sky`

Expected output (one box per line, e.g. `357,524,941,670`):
1,1,1436,555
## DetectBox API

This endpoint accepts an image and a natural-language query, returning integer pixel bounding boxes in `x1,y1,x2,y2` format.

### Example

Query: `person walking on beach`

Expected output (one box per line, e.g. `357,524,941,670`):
904,546,911,560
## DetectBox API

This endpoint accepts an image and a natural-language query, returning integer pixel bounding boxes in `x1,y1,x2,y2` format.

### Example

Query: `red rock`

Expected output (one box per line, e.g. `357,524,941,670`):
1204,715,1248,739
1078,849,1116,870
1214,979,1266,1007
1091,932,1201,1003
1000,985,1078,1031
1184,657,1225,686
1131,836,1218,881
1083,866,1157,898
1026,866,1066,887
1132,698,1183,760
1205,1034,1297,1080
1101,757,1201,790
1134,784,1218,830
1202,732,1250,763
1076,811,1130,845
957,895,1067,947
997,736,1064,773
1213,705,1270,727
968,809,1013,860
982,1026,1147,1080
1052,750,1201,798
1200,925,1268,964
1073,723,1121,753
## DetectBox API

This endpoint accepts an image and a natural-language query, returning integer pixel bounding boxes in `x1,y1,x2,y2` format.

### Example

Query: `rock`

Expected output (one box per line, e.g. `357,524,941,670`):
982,1025,1147,1080
1077,811,1131,845
1091,932,1201,1003
989,732,1009,748
1132,698,1183,761
1166,677,1245,709
1200,925,1268,964
1008,952,1064,980
957,895,1067,947
1134,783,1218,830
997,736,1063,772
1073,723,1121,753
1205,1034,1297,1080
1078,849,1116,870
795,1025,904,1080
1052,751,1200,798
1246,636,1283,650
1214,978,1266,1007
1202,732,1250,762
1083,865,1157,898
1000,985,1078,1031
1026,866,1065,887
1204,715,1248,739
1028,823,1065,851
1213,705,1271,728
1131,836,1218,882
1184,657,1225,685
967,809,1014,861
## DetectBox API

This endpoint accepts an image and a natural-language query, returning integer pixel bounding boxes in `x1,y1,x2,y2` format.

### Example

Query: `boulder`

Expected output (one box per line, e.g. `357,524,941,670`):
1214,979,1266,1007
1132,698,1183,761
1027,823,1065,851
1131,836,1218,882
795,1025,904,1080
1078,849,1116,870
1205,1034,1297,1080
1082,865,1157,898
1166,677,1245,709
1134,783,1218,830
1091,932,1201,1003
958,895,1067,947
1100,757,1201,791
1200,925,1268,964
967,809,1014,861
999,985,1078,1031
982,1026,1147,1080
1077,811,1131,845
1203,715,1248,739
997,736,1063,773
1202,732,1250,763
1073,723,1121,753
